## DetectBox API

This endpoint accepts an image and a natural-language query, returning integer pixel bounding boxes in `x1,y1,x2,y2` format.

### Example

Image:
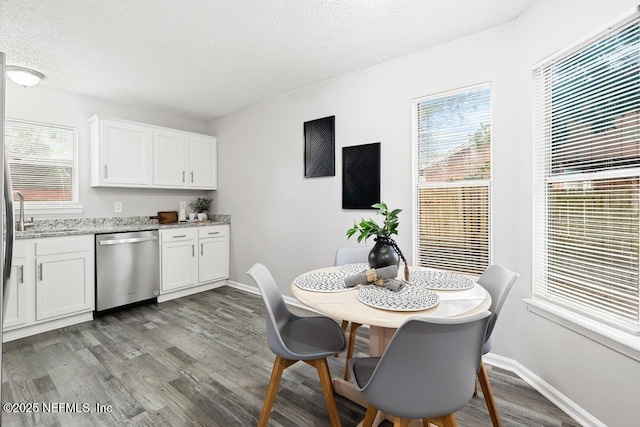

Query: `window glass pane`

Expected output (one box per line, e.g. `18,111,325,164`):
5,120,77,205
415,86,491,275
547,178,639,324
548,22,640,175
417,88,491,184
534,15,640,333
416,185,489,275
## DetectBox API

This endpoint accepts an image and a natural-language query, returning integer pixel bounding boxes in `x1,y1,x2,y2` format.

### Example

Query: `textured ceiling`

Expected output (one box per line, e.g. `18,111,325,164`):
1,0,535,122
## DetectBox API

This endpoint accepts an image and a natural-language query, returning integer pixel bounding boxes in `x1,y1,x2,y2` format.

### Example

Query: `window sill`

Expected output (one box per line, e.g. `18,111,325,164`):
524,298,640,362
19,205,84,215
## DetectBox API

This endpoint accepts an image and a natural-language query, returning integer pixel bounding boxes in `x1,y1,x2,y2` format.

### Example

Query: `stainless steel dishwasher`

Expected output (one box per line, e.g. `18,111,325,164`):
95,230,159,315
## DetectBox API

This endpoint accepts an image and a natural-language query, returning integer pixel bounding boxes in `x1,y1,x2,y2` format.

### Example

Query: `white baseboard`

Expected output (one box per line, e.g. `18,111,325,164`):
225,279,259,295
483,353,604,427
3,312,94,343
226,280,321,312
158,280,225,303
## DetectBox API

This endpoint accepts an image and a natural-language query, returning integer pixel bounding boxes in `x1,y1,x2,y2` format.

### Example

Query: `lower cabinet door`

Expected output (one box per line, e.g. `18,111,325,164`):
4,257,28,329
161,240,198,292
35,250,93,321
198,236,229,284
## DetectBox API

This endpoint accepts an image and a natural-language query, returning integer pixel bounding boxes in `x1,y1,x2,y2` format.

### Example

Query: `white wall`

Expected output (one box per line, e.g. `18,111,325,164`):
6,84,211,218
208,0,640,425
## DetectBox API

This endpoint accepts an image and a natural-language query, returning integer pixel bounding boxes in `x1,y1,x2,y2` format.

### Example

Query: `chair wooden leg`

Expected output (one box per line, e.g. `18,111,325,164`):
426,415,457,427
336,320,349,356
343,322,362,380
258,356,297,427
393,418,411,427
308,358,342,427
477,361,502,427
363,405,378,427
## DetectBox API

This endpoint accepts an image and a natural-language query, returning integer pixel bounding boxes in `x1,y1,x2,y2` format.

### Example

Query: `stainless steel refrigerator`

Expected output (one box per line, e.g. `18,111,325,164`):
1,50,17,401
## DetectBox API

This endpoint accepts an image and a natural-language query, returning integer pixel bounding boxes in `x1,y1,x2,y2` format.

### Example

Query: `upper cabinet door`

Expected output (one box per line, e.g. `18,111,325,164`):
153,129,189,187
189,135,217,189
89,116,217,190
91,118,153,187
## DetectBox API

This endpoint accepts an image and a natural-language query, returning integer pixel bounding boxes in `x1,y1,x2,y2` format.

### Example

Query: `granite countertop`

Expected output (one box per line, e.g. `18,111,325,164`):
15,214,231,240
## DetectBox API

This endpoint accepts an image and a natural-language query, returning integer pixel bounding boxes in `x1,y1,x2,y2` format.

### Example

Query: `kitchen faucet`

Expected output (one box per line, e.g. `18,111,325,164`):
13,191,34,231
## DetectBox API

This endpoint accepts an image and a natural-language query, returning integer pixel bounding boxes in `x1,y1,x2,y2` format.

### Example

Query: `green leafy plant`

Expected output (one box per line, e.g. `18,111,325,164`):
190,196,212,213
346,202,402,243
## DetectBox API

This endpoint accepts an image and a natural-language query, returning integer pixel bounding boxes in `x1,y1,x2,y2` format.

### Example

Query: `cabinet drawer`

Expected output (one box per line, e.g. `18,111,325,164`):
198,225,228,239
161,228,197,242
13,242,26,258
35,236,93,256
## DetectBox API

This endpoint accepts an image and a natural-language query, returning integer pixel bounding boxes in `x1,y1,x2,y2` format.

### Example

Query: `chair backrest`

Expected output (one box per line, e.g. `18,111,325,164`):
334,246,370,266
247,263,294,357
477,264,519,341
357,311,491,420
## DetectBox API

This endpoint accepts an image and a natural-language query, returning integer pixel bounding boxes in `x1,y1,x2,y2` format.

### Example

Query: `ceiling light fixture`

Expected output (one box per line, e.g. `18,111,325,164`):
6,65,45,87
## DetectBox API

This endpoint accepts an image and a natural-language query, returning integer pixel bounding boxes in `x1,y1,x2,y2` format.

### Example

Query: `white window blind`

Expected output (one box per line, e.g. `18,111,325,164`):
533,14,640,334
414,86,491,275
5,119,78,206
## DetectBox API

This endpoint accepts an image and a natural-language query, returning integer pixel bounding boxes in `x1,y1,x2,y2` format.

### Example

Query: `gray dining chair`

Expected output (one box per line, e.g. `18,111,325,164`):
334,246,370,380
247,263,347,427
348,311,491,427
475,264,520,427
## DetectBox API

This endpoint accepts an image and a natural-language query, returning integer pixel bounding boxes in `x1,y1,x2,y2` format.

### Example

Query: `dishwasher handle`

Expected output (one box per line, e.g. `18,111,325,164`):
98,235,158,246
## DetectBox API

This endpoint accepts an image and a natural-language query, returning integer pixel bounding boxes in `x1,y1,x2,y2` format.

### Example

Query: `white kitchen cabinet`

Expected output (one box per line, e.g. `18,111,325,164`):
3,242,28,330
153,129,189,187
153,131,217,189
89,116,153,187
159,225,229,302
90,115,217,190
160,228,198,293
188,135,218,189
3,235,95,342
35,240,94,321
198,226,229,283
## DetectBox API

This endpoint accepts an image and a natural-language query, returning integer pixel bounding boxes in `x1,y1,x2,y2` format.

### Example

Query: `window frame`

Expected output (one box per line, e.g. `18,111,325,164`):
5,118,82,214
412,83,493,277
531,7,640,347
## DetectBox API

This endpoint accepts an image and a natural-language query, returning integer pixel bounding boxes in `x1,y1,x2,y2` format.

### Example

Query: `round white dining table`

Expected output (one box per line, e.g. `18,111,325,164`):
290,265,492,427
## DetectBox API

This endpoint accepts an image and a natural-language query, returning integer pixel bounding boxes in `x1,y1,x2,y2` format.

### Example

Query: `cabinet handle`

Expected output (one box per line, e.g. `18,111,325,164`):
20,265,24,284
173,234,187,238
104,164,108,179
39,263,43,281
200,243,203,255
208,232,220,235
192,244,195,257
191,171,194,183
182,171,185,182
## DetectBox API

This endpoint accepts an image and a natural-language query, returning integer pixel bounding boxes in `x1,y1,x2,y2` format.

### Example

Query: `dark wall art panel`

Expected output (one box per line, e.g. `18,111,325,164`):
342,142,381,209
304,115,335,178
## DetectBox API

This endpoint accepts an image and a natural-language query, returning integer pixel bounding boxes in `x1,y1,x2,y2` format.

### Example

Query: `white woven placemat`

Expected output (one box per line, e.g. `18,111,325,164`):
356,285,439,311
409,270,475,290
294,271,351,292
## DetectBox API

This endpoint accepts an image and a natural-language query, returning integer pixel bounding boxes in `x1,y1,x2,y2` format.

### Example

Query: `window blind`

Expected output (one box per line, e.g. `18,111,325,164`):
415,86,491,275
533,16,640,334
5,119,77,205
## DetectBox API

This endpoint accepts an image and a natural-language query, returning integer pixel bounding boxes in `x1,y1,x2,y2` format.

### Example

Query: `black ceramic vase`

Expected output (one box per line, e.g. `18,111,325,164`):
368,239,400,269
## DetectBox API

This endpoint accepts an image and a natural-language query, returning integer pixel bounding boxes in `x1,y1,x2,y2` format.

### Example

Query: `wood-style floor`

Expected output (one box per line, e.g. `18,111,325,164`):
1,286,579,426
